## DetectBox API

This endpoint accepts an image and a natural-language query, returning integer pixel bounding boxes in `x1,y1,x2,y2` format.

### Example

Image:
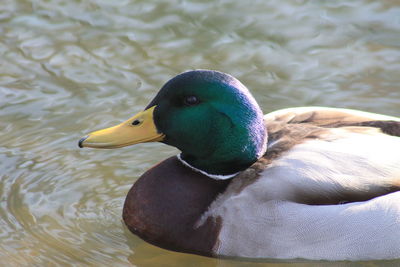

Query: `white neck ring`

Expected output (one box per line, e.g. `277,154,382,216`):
176,154,238,180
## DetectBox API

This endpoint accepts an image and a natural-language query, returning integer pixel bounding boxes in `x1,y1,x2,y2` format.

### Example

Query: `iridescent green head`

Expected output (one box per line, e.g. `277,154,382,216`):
80,70,267,177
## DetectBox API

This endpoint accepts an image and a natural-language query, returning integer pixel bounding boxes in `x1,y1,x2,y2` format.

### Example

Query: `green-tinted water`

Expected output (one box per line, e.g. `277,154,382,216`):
1,0,399,266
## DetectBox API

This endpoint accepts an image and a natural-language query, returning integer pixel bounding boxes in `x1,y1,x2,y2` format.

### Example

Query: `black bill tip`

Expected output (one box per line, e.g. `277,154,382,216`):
78,136,88,148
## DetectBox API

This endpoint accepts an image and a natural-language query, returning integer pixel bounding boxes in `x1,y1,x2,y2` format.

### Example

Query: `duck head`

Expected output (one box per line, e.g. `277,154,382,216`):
79,70,267,177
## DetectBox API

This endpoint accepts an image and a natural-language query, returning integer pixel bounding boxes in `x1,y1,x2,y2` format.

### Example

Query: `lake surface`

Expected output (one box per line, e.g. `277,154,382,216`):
1,0,399,266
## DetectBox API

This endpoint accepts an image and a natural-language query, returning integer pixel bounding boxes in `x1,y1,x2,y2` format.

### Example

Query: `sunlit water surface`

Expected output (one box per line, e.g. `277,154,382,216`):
1,0,399,266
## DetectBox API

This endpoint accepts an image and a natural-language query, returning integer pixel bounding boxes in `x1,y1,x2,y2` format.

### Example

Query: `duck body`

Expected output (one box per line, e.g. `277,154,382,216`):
79,70,400,261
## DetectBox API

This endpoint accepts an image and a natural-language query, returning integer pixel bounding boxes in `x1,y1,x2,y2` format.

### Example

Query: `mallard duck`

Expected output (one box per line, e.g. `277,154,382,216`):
79,70,400,261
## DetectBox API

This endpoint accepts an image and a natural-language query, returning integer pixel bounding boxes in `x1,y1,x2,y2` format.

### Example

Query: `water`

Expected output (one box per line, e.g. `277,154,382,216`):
1,0,399,266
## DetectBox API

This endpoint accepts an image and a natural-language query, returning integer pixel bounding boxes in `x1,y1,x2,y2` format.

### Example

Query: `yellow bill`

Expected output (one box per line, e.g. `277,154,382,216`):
79,106,164,149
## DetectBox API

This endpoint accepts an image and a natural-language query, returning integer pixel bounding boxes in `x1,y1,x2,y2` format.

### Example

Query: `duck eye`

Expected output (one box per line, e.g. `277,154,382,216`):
183,95,199,106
